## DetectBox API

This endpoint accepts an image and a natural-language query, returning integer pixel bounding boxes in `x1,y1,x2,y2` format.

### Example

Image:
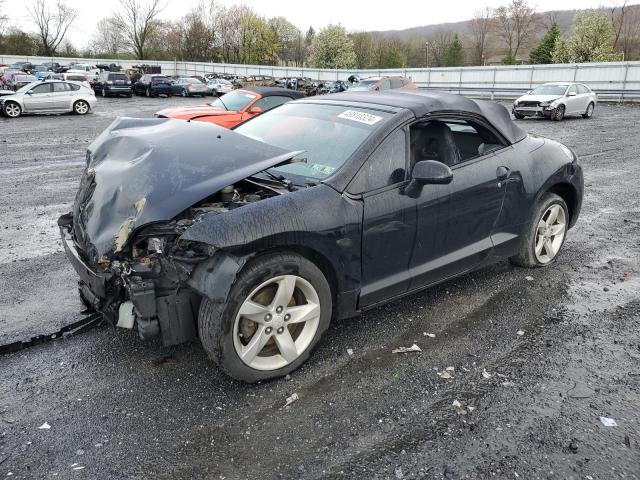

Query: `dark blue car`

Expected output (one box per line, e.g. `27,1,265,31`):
59,90,583,382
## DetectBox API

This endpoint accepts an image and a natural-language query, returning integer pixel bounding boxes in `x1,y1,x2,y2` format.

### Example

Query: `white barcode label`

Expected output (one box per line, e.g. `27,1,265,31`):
337,110,383,125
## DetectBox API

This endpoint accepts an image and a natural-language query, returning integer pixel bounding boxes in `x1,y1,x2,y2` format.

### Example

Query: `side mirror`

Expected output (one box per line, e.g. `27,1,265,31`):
568,91,577,97
248,106,263,114
26,90,33,95
403,160,453,198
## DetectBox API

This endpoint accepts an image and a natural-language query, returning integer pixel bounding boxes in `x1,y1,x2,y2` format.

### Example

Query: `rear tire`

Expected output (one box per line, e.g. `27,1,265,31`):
198,252,332,382
513,112,525,120
511,193,569,268
73,100,90,115
582,102,595,118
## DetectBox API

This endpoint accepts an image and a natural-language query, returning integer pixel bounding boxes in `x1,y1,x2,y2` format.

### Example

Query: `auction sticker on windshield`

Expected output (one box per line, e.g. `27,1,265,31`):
338,110,383,126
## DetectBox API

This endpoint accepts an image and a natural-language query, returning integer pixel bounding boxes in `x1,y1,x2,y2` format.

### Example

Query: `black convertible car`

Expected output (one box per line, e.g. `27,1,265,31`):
59,91,583,382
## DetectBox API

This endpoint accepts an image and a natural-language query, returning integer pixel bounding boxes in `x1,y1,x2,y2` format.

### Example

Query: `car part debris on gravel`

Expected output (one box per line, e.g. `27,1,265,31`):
0,313,103,356
392,344,422,354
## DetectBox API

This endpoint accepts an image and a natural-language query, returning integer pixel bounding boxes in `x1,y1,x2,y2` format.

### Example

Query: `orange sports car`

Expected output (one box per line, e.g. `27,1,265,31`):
155,87,305,128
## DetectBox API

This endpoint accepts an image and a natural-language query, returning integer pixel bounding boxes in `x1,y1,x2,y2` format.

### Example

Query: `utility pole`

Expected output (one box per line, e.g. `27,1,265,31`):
425,41,431,68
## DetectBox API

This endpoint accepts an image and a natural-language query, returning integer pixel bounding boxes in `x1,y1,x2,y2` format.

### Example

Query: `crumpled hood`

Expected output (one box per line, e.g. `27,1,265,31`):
73,117,297,262
516,94,562,104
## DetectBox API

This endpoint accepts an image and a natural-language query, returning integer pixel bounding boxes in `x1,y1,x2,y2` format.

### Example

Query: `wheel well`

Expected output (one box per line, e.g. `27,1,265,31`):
250,246,339,307
547,183,576,223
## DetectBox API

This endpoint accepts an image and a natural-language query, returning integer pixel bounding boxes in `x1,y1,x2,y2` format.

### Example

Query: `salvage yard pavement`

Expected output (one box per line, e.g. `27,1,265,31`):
1,98,639,479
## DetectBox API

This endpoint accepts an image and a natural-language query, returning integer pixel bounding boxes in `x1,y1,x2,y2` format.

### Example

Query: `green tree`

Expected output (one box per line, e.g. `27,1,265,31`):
309,24,357,69
268,16,300,65
553,11,614,63
501,51,517,64
529,23,560,64
442,34,464,66
0,27,37,55
351,31,375,68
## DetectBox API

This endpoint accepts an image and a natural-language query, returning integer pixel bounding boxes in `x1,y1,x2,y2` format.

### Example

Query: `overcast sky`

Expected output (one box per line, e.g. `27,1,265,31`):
4,0,623,48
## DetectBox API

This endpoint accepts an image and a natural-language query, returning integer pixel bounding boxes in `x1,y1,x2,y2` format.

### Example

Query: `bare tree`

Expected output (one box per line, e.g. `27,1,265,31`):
611,1,633,52
90,18,125,57
112,0,165,60
495,0,537,60
27,0,77,56
615,3,640,59
0,0,8,37
468,7,494,65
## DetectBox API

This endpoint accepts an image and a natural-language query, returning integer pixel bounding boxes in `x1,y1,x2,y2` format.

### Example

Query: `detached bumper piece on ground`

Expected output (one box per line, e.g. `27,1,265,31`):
59,90,583,382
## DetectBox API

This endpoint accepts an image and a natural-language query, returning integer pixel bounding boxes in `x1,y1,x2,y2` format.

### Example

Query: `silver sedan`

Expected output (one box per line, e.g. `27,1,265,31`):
513,82,598,121
0,80,97,118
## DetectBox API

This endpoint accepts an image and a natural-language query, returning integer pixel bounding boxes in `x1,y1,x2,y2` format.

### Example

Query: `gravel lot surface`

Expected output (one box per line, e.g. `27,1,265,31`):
0,97,639,479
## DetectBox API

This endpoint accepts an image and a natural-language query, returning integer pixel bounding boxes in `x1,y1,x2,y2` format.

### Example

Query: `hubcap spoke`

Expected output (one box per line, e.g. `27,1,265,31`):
549,223,565,236
271,276,296,310
274,329,298,363
543,237,554,256
286,303,320,325
546,205,559,225
238,300,270,324
240,325,270,363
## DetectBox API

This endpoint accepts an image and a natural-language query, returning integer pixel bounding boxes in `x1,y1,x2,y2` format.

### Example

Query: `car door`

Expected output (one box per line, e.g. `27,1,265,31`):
22,82,53,111
407,116,508,291
565,84,581,114
349,128,417,307
50,82,71,109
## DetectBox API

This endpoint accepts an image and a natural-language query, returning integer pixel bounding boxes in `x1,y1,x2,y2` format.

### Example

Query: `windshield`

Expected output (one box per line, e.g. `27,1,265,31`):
67,75,86,81
530,85,568,96
234,103,390,181
184,77,202,83
15,82,36,93
209,90,256,111
348,80,379,91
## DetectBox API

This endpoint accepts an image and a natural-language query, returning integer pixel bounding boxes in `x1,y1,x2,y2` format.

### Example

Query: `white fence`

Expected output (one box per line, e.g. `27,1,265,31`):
3,54,640,98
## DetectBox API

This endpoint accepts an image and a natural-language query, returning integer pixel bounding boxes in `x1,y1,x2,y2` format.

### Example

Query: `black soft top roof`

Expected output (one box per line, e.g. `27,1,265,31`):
241,86,305,99
317,90,527,144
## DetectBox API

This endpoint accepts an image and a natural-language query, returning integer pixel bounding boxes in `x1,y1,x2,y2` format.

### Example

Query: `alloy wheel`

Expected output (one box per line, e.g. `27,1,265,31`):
534,204,567,264
4,102,21,118
585,103,594,117
74,101,89,114
233,274,321,371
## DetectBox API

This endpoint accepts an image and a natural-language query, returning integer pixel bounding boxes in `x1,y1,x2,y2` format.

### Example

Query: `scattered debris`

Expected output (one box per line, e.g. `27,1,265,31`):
392,344,422,354
38,422,51,430
624,435,631,448
599,416,617,427
525,276,534,281
445,366,455,372
284,393,299,407
516,330,525,336
347,348,354,356
437,370,453,379
482,369,492,379
452,400,467,415
395,466,403,479
501,381,515,387
423,332,436,338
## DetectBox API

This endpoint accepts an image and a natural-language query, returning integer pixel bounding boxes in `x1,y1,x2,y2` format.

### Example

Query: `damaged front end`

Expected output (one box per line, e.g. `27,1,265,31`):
59,117,301,345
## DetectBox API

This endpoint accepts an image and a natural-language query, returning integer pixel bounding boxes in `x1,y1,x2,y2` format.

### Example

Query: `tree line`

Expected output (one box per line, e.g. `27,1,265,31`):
0,0,639,69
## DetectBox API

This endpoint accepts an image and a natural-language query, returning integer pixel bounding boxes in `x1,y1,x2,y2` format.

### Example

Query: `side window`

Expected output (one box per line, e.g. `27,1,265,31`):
52,82,68,93
30,83,52,94
410,118,504,167
568,85,578,95
390,78,403,89
350,129,407,194
378,79,391,90
68,83,80,91
252,95,291,112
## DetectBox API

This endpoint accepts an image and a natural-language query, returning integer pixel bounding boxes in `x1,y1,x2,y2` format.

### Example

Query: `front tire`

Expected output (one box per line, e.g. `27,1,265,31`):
198,252,332,382
511,193,569,268
3,101,22,118
513,112,525,120
552,104,565,121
